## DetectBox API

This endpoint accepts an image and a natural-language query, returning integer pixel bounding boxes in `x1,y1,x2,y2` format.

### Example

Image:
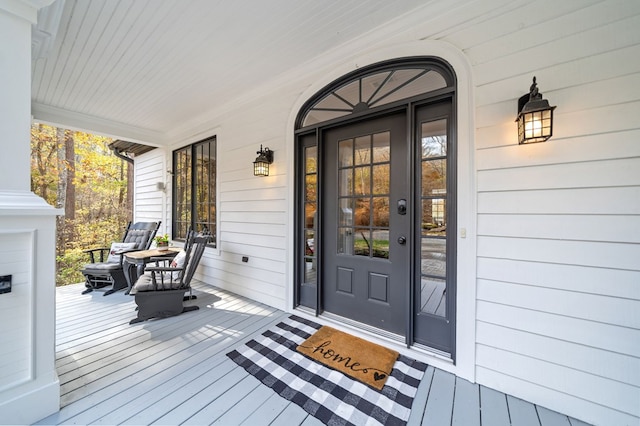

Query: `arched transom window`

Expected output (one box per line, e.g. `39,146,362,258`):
298,60,453,128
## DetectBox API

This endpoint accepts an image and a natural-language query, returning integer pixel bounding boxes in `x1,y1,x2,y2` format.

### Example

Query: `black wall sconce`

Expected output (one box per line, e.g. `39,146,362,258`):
516,76,556,144
253,145,274,176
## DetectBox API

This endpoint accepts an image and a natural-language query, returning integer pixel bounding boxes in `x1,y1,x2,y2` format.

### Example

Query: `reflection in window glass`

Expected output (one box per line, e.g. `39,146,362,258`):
337,131,391,260
421,120,447,158
421,159,446,195
173,137,216,246
420,277,447,317
355,136,371,165
339,139,353,167
304,145,318,285
372,229,390,259
421,118,448,317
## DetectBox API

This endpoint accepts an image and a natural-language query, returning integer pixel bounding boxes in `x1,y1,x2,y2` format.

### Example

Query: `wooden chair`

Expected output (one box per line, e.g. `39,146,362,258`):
128,230,209,324
81,221,161,295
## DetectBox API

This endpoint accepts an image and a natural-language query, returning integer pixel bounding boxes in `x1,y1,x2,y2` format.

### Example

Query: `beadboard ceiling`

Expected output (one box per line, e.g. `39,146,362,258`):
31,0,430,145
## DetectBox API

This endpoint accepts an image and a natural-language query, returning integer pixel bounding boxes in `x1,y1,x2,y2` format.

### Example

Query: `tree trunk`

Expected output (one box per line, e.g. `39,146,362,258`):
64,130,75,222
56,127,67,258
127,161,134,221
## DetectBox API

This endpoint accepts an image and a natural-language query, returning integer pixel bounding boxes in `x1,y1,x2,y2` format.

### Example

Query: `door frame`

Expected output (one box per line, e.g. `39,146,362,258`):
293,56,461,360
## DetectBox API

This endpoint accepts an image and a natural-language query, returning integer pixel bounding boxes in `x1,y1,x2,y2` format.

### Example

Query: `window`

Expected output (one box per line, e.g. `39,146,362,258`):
172,136,216,246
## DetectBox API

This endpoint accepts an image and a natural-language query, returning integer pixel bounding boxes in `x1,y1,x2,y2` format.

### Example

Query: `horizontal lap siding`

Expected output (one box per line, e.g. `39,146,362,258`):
193,85,301,311
133,149,168,232
463,0,640,425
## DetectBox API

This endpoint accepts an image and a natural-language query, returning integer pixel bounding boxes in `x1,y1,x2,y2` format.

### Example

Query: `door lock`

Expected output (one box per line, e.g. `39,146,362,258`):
397,235,407,245
397,199,407,215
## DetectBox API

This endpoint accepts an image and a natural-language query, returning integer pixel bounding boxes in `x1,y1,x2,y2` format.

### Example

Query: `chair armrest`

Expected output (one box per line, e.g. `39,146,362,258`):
146,266,185,288
83,247,110,263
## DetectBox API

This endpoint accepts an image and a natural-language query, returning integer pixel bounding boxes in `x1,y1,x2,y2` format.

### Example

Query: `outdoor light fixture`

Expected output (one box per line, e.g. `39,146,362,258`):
253,145,274,176
516,76,556,144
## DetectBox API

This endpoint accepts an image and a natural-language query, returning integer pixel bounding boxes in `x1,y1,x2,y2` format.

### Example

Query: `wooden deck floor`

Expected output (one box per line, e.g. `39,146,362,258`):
36,282,591,426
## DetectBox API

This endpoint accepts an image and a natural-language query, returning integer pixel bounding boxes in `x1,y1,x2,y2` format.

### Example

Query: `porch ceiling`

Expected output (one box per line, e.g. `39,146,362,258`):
31,0,429,145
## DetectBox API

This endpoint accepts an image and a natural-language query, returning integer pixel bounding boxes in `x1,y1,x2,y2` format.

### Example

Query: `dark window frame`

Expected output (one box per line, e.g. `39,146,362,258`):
172,136,217,247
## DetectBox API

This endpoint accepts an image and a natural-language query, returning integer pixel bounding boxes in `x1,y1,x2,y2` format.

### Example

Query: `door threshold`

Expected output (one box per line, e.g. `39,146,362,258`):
293,307,453,364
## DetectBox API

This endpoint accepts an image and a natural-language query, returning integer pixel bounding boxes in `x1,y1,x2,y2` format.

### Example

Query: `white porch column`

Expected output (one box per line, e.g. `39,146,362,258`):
0,1,61,424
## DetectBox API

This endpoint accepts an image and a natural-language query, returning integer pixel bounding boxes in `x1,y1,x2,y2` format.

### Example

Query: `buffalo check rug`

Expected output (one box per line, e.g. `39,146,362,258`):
226,315,428,426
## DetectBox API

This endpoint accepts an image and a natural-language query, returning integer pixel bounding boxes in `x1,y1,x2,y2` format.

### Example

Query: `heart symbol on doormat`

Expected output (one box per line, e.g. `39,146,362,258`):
374,372,386,381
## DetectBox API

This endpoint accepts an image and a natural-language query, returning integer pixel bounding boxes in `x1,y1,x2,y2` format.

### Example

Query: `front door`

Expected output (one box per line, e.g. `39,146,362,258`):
322,112,409,335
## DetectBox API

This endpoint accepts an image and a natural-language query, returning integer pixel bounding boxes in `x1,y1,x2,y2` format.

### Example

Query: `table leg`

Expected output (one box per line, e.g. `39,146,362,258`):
123,259,138,295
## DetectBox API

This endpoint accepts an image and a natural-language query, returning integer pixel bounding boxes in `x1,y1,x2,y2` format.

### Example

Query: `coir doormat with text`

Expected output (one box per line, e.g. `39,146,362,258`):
296,325,398,390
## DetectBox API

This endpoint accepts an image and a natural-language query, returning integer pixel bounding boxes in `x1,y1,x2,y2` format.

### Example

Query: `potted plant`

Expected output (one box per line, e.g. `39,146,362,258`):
154,234,170,250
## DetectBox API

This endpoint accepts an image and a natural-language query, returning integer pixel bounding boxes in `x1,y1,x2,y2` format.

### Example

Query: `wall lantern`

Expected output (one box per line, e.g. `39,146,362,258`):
516,76,556,144
253,145,274,176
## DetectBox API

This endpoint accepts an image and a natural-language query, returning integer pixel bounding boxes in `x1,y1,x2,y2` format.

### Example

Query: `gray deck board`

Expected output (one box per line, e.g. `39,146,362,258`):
538,406,572,426
452,377,480,426
480,385,511,426
269,403,311,426
407,365,435,425
239,391,292,425
421,368,456,425
508,394,541,426
36,282,592,426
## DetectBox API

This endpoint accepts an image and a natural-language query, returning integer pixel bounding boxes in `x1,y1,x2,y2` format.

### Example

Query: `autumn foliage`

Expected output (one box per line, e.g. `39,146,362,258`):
31,124,133,285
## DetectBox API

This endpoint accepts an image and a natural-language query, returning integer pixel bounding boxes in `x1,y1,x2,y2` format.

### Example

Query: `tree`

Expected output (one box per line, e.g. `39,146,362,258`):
31,124,132,285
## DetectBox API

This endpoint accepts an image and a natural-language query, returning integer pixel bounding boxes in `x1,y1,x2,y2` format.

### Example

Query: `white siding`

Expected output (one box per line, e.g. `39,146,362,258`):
134,149,169,234
461,1,640,425
131,1,640,425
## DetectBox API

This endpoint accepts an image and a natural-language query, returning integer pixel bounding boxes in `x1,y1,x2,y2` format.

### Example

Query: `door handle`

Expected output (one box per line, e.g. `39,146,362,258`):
397,199,407,215
397,235,407,245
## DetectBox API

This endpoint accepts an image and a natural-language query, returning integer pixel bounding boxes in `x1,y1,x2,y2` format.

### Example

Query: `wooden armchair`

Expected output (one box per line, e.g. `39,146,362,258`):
129,230,209,324
81,221,161,295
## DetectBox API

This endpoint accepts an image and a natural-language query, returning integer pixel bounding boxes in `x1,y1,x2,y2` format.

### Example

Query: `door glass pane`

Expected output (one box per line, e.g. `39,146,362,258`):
354,136,371,165
354,228,370,257
339,169,352,196
305,174,317,201
305,203,316,229
372,132,390,163
372,197,389,227
354,198,370,227
421,239,446,277
339,139,353,167
372,164,390,194
420,277,446,316
354,166,370,195
422,159,446,195
339,199,353,226
372,229,389,259
421,119,447,158
421,199,447,232
305,146,317,173
337,227,352,255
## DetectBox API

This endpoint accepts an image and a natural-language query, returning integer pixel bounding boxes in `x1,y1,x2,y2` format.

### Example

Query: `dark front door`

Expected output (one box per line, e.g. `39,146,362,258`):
322,112,409,335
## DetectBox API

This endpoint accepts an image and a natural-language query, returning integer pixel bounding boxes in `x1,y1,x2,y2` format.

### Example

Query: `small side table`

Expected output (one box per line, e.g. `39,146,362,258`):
124,247,181,294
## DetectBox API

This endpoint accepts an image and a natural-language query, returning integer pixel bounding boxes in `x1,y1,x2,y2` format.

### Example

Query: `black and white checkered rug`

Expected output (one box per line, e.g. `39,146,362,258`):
226,315,428,426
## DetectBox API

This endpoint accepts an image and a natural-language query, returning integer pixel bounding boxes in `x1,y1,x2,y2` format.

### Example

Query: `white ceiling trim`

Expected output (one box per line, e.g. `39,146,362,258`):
31,103,165,145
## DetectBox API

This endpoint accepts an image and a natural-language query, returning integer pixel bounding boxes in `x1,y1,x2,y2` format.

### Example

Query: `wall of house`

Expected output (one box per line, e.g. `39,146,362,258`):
132,148,170,235
456,2,640,425
132,1,639,425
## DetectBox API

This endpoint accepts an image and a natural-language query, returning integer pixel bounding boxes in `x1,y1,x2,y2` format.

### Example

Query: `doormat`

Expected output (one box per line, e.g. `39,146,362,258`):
226,315,428,426
296,325,398,390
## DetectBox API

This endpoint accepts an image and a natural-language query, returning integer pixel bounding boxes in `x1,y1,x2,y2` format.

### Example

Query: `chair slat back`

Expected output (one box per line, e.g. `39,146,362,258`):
121,221,161,250
180,233,209,287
